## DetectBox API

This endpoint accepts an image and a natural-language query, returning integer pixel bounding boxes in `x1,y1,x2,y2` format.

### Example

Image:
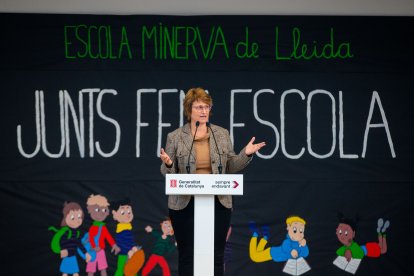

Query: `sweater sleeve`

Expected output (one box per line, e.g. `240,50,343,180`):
76,233,87,254
89,226,98,249
298,244,309,258
103,226,116,247
281,238,292,254
350,242,365,259
336,245,346,256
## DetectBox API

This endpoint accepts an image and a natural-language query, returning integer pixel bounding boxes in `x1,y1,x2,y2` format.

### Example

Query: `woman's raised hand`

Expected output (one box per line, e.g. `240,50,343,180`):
244,137,266,156
160,148,173,166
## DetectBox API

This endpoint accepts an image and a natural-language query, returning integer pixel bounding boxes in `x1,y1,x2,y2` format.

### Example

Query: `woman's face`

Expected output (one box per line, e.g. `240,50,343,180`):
190,99,210,125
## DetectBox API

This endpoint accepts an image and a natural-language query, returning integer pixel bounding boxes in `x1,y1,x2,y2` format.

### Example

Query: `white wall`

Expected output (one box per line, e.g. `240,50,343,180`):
1,0,413,15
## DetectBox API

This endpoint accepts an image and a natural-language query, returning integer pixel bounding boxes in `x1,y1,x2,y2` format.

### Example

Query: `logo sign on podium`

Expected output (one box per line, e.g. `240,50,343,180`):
165,174,243,195
165,173,244,276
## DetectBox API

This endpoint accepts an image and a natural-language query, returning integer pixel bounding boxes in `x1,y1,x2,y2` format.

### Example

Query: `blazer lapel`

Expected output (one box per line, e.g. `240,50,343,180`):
209,124,220,168
181,123,196,159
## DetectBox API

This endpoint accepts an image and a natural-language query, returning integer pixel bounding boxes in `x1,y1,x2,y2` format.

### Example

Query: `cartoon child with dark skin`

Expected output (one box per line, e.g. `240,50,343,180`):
112,198,143,276
58,202,91,276
86,194,121,276
336,213,389,262
249,216,309,262
142,217,176,276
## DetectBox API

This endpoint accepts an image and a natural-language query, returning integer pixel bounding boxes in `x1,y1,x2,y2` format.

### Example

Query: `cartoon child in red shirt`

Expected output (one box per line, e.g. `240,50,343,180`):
86,194,121,276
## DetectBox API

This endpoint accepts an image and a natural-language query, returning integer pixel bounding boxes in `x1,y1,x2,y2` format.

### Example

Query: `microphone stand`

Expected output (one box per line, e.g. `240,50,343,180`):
186,121,200,173
207,122,223,174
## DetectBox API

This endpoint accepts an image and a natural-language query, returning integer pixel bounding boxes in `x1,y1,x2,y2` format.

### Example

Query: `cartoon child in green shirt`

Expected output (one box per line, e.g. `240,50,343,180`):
142,217,176,276
336,213,389,262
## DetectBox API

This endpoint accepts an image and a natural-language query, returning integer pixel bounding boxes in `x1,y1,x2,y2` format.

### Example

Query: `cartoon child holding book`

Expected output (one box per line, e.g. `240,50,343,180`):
335,213,389,262
249,216,309,263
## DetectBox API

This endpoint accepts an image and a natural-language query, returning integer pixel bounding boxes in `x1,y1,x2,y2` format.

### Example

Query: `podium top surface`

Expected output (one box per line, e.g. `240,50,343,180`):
165,174,243,195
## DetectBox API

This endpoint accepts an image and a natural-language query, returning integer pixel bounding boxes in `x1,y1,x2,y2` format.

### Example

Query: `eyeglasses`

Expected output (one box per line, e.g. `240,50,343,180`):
192,105,212,111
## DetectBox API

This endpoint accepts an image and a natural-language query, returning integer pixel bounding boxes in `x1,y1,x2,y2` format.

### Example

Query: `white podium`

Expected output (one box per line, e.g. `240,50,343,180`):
165,174,243,276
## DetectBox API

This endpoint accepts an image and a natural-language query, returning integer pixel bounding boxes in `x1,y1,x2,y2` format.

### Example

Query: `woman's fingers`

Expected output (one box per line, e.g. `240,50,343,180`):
160,148,172,165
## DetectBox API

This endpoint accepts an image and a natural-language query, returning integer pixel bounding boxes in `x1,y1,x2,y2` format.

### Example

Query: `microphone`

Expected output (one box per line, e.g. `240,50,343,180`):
207,122,223,174
186,121,200,173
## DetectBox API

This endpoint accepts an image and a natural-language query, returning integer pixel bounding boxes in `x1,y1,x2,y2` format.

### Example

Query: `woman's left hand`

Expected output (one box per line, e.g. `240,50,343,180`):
245,137,266,155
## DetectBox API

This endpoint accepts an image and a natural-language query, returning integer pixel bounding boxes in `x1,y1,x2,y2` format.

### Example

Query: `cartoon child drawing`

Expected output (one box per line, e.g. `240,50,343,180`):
112,198,145,276
249,216,309,263
49,201,91,276
335,213,389,262
142,217,176,276
86,194,120,276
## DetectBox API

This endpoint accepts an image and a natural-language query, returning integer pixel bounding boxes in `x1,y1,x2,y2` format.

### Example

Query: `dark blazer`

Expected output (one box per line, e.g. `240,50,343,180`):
161,123,252,210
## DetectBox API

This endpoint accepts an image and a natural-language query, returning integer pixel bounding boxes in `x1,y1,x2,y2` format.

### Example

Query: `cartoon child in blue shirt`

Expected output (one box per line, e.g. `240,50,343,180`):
112,198,143,276
249,216,309,262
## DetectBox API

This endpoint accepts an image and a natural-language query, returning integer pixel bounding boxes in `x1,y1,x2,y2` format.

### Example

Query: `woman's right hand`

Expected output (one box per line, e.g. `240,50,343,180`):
160,148,173,166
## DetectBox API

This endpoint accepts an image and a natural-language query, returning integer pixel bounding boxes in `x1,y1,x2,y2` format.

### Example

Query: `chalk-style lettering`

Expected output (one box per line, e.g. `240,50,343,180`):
136,89,157,157
362,91,395,158
95,89,121,158
230,89,252,144
17,89,121,158
158,89,178,157
253,89,280,159
307,90,336,158
281,89,306,159
235,27,259,59
275,27,353,61
141,24,229,60
17,90,41,158
339,91,358,159
64,25,132,59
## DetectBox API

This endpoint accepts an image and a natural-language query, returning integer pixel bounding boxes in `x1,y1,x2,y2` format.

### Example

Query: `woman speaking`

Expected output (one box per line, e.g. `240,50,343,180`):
160,87,265,276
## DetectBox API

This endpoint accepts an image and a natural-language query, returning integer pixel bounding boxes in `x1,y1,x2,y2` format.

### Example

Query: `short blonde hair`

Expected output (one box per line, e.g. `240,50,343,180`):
86,194,110,207
183,87,213,121
286,216,306,225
